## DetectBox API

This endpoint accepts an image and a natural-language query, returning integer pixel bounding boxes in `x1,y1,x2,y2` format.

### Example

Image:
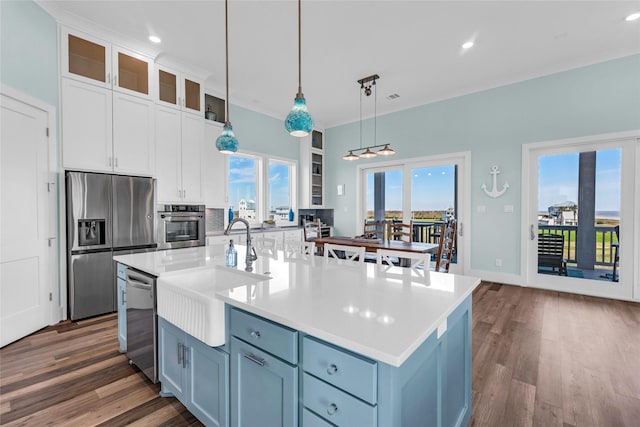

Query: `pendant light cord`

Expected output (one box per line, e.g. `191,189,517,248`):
374,80,377,146
359,86,363,149
225,0,230,124
297,0,302,95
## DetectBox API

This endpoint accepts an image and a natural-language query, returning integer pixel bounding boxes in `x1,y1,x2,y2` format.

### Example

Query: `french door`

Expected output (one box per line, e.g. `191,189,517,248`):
523,133,638,300
359,152,470,274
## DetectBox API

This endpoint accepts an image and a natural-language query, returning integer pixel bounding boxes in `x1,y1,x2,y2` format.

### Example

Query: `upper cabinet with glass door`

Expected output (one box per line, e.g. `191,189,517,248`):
155,65,204,116
62,28,154,100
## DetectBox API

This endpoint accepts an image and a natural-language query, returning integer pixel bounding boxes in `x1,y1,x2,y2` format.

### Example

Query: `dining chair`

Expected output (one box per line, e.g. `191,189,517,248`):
324,243,365,262
362,220,385,239
435,220,457,273
303,218,320,241
387,220,413,242
285,240,315,257
376,249,430,270
253,236,277,256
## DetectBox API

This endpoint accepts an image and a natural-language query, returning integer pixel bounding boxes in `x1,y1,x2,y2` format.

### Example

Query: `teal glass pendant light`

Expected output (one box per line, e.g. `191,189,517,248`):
216,0,238,154
285,0,313,137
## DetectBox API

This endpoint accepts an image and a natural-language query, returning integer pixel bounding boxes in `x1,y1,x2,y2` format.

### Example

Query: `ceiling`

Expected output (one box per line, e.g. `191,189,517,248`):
39,1,640,129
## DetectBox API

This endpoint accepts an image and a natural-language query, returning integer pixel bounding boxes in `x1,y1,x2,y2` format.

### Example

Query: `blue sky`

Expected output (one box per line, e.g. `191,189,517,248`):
538,149,621,212
228,156,290,211
228,156,256,210
268,162,290,210
366,165,456,211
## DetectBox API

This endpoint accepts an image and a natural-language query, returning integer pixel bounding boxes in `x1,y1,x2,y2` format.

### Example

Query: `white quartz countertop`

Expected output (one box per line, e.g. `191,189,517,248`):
115,245,480,367
114,246,224,276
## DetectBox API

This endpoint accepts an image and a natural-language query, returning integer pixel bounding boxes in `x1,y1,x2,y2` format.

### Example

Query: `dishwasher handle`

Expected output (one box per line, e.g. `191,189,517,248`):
126,270,154,290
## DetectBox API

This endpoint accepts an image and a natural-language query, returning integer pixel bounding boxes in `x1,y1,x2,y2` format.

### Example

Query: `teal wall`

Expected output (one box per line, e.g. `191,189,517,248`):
325,55,640,276
0,0,58,106
230,104,300,161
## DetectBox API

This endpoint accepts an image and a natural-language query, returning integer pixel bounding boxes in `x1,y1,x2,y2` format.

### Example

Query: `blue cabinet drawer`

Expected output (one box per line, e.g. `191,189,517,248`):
302,408,334,427
303,336,377,404
116,263,127,280
303,373,377,427
230,308,298,364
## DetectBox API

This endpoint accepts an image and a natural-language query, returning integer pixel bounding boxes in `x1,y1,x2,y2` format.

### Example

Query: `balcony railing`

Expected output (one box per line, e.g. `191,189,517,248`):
412,221,444,244
409,222,617,268
538,224,618,267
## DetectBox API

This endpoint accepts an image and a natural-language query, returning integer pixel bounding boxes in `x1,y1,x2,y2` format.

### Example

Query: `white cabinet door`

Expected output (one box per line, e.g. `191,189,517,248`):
203,121,228,207
112,45,154,100
62,78,113,172
113,93,155,176
155,105,182,203
182,74,204,116
181,114,203,203
156,64,181,111
61,28,112,89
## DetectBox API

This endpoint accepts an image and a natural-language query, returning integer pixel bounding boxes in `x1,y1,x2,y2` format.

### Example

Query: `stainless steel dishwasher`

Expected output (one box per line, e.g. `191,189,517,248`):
126,268,157,383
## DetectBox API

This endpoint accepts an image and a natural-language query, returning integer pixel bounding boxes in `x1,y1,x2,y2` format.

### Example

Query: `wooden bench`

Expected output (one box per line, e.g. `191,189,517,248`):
538,233,567,276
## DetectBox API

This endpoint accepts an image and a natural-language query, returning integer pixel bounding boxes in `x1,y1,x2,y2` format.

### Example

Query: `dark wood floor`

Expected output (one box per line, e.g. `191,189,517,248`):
1,282,639,426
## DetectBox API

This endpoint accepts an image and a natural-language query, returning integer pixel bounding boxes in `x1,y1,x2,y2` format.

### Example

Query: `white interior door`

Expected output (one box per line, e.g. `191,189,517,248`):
523,134,637,301
1,92,55,347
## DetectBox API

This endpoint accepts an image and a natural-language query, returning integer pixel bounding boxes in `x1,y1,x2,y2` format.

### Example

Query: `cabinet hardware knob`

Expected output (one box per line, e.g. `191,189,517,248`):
249,330,261,339
327,363,338,375
244,353,265,367
327,403,338,416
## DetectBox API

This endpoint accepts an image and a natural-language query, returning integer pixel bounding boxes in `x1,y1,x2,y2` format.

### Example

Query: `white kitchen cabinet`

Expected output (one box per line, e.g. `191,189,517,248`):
203,121,228,208
62,78,155,175
155,105,203,203
61,28,111,89
299,130,324,208
62,78,113,172
156,65,204,116
62,28,153,101
61,28,155,175
112,92,155,175
112,45,154,100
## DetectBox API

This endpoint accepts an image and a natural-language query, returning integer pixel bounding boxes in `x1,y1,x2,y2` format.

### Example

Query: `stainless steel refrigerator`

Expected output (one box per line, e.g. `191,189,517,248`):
66,171,156,320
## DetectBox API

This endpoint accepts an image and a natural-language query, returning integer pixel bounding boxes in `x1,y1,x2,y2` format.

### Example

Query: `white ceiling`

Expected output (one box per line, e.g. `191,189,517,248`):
39,1,640,129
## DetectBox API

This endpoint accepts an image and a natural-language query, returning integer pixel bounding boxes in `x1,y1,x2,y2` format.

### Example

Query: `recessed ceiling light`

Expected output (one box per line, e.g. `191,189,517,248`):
625,12,640,21
462,41,474,49
148,35,161,43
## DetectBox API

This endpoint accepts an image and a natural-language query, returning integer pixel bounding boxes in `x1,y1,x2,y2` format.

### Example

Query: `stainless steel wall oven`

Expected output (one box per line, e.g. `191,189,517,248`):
156,204,205,249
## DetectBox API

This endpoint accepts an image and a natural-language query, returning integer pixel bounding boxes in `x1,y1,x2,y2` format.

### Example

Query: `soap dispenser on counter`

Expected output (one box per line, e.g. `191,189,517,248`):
226,239,238,268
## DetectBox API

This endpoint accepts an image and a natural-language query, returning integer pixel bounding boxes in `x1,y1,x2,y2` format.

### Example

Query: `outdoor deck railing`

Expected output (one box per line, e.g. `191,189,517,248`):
384,221,617,268
538,224,618,267
412,221,443,244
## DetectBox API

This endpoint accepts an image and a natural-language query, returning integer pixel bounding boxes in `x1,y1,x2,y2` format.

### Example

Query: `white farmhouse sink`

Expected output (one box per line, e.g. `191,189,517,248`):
157,266,268,346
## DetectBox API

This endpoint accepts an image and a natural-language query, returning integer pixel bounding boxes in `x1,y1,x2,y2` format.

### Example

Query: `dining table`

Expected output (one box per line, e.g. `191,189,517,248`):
313,236,439,265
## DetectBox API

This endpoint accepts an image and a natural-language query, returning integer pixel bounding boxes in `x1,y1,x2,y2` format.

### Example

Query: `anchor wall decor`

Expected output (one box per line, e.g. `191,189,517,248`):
481,166,509,198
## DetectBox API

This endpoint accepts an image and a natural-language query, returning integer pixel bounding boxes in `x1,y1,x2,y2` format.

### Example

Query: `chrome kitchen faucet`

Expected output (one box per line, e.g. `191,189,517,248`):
224,218,258,272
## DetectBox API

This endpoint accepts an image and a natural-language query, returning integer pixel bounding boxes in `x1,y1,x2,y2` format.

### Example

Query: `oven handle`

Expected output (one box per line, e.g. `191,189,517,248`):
159,214,204,221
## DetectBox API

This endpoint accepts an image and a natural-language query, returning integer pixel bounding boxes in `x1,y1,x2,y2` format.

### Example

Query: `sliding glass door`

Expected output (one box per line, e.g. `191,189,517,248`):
360,153,469,273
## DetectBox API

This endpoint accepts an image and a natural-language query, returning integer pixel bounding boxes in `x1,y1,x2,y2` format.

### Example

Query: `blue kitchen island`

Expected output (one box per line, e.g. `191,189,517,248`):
115,245,480,427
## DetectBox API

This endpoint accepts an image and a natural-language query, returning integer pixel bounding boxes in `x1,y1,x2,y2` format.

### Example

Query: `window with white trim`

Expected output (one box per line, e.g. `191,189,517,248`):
228,153,297,225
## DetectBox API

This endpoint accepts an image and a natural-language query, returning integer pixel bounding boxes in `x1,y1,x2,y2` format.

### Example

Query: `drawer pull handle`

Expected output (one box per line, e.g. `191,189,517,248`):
244,353,265,367
249,330,261,339
327,403,338,416
327,363,338,375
